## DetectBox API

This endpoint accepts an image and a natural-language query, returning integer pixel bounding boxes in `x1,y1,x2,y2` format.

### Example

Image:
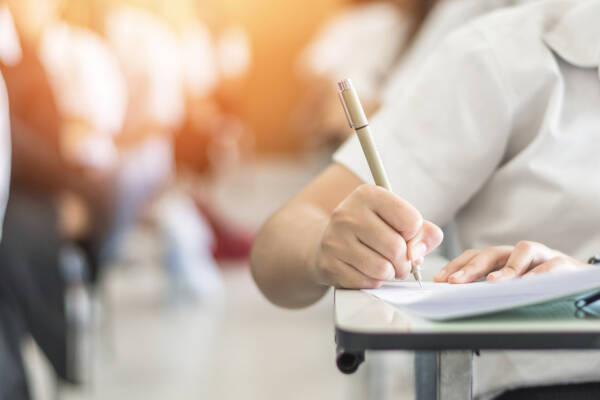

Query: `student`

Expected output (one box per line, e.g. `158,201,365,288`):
251,0,600,397
0,5,19,397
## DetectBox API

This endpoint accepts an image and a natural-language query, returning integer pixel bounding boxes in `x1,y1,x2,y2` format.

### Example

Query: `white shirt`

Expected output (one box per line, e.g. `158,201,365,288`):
334,0,600,397
300,2,411,103
383,0,539,103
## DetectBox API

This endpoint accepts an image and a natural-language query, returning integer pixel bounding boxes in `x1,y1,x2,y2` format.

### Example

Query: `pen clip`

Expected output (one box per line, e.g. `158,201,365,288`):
338,91,354,129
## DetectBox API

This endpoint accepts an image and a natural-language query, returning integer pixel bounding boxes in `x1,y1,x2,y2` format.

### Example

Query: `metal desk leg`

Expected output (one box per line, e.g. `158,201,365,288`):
437,351,473,400
415,351,473,400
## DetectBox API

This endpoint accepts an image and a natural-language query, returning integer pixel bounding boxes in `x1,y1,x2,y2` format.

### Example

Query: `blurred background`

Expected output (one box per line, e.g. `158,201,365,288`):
0,0,435,398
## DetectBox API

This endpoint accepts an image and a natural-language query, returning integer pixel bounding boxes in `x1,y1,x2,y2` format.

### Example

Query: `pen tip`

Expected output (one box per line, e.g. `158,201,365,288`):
418,280,423,289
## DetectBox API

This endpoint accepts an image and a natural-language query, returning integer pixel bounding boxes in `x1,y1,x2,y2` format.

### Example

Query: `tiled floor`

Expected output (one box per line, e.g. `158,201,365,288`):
24,154,414,400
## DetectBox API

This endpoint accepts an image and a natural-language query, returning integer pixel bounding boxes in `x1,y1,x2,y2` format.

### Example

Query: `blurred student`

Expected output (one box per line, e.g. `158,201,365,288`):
0,0,126,390
252,0,600,397
0,4,21,397
104,5,230,301
175,21,254,263
296,0,438,146
98,5,181,271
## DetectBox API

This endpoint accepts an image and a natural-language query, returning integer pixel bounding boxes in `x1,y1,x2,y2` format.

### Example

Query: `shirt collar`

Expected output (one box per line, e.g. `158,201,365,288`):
543,0,600,70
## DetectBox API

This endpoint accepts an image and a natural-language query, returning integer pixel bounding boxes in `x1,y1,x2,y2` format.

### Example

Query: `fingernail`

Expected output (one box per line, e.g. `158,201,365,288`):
410,242,427,261
450,270,464,280
488,271,502,280
435,268,447,279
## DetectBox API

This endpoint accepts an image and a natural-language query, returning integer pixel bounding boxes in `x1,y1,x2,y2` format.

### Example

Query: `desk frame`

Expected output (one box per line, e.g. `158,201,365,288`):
334,289,600,400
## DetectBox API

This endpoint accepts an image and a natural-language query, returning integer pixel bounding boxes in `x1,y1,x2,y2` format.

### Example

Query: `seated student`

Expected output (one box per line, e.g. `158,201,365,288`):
295,0,438,147
251,0,600,398
0,0,126,390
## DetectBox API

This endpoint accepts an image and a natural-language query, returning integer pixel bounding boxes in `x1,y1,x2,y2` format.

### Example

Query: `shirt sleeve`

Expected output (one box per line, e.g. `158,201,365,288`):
299,3,409,101
333,26,513,226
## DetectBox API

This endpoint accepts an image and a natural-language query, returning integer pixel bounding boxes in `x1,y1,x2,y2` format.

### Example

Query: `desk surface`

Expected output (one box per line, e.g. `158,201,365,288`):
335,289,600,352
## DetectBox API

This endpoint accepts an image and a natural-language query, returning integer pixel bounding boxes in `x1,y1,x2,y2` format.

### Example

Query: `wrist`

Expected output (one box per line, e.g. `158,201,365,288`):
304,212,330,288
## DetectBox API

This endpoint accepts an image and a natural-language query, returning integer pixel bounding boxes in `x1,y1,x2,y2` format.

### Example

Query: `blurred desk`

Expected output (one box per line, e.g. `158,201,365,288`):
334,287,600,400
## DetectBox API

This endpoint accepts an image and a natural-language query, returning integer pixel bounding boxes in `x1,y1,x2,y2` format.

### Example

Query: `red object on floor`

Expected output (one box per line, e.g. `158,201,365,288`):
195,199,255,263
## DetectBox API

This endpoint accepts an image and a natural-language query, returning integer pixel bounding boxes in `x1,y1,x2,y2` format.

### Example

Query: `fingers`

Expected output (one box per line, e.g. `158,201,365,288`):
337,236,396,281
434,249,479,282
327,259,385,289
487,241,554,281
433,241,582,286
354,210,411,279
355,185,423,240
318,184,442,289
447,246,513,283
407,221,444,261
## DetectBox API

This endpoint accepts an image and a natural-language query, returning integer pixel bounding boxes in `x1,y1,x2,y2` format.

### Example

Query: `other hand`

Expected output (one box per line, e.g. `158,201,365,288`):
434,241,589,284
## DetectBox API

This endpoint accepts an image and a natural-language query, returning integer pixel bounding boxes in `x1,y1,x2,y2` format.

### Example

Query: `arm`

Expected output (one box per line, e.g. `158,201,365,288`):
253,24,515,308
250,163,443,308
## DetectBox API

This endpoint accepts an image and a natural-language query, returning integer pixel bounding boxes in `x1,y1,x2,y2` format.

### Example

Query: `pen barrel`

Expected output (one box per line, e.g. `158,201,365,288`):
339,85,369,129
355,126,393,191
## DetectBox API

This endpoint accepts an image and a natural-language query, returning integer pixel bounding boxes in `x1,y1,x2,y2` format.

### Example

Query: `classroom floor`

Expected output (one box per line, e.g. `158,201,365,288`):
24,153,415,400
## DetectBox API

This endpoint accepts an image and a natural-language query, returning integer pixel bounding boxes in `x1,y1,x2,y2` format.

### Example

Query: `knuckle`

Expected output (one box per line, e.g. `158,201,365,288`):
330,206,347,223
388,237,407,260
364,279,381,289
462,263,475,273
401,208,423,234
336,277,353,289
480,247,496,256
355,184,377,198
330,208,355,231
395,260,412,280
464,249,479,257
320,234,338,253
371,260,393,280
549,256,565,265
410,213,424,231
516,240,534,251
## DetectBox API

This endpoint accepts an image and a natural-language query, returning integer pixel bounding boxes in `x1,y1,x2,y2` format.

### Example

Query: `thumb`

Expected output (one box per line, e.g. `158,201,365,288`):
407,221,444,262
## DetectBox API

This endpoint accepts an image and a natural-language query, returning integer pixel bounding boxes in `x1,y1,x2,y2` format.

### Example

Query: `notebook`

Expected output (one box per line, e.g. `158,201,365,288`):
363,267,600,320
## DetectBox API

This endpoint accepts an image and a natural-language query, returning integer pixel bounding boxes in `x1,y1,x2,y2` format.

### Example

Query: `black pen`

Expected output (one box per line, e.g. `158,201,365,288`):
575,291,600,309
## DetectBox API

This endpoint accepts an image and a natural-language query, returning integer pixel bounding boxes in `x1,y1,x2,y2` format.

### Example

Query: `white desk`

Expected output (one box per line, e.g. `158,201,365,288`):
334,287,600,400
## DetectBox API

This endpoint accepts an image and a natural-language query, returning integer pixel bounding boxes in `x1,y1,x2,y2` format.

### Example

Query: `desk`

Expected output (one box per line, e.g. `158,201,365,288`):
334,288,600,400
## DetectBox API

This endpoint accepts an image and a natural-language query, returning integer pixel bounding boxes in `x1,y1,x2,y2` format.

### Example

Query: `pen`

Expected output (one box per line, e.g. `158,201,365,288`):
575,291,600,309
337,78,423,289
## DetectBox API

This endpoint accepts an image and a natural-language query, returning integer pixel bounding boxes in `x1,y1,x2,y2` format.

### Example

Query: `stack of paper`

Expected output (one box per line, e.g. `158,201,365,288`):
364,268,600,320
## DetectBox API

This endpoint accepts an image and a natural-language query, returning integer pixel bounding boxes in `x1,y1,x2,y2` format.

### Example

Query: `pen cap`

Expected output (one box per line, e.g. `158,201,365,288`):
338,79,369,130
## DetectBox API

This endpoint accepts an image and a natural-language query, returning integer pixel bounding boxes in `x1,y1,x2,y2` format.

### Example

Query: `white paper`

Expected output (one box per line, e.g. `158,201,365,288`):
364,268,600,320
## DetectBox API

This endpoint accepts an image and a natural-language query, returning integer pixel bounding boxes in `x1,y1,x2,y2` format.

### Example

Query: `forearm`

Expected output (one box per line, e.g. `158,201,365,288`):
250,201,330,309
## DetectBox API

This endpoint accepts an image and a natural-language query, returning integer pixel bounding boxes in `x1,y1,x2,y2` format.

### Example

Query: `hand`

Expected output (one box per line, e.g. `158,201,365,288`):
434,241,589,284
312,184,443,289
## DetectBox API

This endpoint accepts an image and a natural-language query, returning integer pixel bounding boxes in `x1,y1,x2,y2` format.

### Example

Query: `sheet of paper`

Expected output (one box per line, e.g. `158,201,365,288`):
364,268,600,320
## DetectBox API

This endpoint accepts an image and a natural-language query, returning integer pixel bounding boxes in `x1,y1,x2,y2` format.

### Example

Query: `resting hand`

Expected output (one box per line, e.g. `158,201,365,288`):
312,184,443,289
434,241,589,284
